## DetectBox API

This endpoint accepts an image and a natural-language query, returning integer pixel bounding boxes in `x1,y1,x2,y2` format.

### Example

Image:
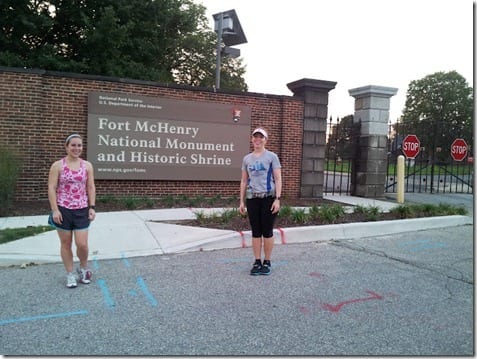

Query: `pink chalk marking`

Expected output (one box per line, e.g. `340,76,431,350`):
239,231,246,248
309,272,323,278
279,228,286,244
299,306,311,315
322,290,384,313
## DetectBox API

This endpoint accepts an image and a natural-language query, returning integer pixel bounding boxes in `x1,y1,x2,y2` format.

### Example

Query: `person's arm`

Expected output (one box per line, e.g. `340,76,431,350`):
85,161,96,220
239,169,248,215
271,167,282,213
48,161,62,223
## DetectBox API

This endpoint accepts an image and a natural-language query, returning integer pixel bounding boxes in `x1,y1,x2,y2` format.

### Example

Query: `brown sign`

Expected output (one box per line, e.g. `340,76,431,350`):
87,92,251,180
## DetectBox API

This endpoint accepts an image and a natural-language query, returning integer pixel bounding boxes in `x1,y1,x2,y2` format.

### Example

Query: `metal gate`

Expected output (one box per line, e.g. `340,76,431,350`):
385,121,473,194
324,116,361,195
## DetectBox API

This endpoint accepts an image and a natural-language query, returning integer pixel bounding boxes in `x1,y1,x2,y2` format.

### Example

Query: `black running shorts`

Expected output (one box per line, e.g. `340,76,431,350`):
48,206,90,231
246,196,277,238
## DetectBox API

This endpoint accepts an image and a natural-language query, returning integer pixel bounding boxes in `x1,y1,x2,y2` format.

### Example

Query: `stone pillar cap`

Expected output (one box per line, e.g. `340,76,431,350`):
287,78,337,93
349,85,398,98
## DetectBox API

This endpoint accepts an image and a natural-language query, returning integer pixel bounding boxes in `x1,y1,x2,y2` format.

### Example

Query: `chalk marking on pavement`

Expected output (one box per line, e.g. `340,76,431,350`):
92,256,99,270
0,310,88,326
322,290,384,313
408,242,447,251
137,276,158,307
398,239,448,252
298,306,312,315
218,257,250,264
97,279,115,309
271,260,289,267
121,253,131,267
309,272,325,279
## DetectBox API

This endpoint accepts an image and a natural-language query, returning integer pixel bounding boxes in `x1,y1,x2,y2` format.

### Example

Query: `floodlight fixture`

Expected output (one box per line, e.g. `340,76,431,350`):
213,9,247,46
213,9,247,89
222,46,240,58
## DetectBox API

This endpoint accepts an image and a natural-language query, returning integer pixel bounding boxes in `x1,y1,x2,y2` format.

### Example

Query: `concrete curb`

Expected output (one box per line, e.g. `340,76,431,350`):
170,215,473,253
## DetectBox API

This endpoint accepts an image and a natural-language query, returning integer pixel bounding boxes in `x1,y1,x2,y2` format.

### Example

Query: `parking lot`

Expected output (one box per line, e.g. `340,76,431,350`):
0,223,472,356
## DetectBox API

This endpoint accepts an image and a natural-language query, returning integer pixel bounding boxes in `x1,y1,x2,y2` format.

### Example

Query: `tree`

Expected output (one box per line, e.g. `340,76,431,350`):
170,16,248,91
326,115,360,159
0,0,247,90
400,71,473,161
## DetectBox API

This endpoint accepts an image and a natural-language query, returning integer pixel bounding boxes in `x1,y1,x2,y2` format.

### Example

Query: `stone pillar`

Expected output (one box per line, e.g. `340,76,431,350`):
287,78,336,198
348,85,398,198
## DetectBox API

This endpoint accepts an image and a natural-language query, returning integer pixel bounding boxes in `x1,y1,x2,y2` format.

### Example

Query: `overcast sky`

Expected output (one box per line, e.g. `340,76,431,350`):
195,0,473,122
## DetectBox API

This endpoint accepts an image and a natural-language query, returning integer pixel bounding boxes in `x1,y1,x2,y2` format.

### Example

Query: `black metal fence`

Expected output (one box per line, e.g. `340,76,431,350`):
386,120,473,194
324,116,473,195
324,116,360,195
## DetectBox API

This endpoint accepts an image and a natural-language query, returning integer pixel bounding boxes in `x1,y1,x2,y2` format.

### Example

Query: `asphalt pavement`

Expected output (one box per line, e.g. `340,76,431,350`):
0,193,473,355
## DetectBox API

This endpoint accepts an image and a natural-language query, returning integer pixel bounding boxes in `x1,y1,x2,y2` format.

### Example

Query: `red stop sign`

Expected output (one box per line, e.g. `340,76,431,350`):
402,134,420,159
451,138,468,161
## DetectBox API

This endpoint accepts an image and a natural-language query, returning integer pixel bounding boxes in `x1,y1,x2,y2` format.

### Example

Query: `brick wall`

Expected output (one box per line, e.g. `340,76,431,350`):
0,67,304,203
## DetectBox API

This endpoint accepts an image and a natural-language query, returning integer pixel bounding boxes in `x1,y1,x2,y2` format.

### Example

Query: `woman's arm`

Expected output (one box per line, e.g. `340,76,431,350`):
47,161,60,212
239,169,248,215
85,161,96,207
271,167,282,214
48,161,63,224
85,161,96,220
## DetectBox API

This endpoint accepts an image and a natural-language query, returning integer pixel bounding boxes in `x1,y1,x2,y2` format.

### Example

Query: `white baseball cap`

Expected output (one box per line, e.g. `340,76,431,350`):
252,128,268,139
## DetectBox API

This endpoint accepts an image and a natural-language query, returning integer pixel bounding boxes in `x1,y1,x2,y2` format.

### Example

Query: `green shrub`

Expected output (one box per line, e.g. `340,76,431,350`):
0,225,53,245
189,195,206,207
318,204,346,223
207,195,222,205
436,202,467,216
454,207,468,216
160,195,176,207
308,205,321,220
0,147,22,215
176,194,188,206
220,208,240,224
353,205,367,214
390,205,414,219
194,210,207,222
97,194,119,204
278,205,293,219
354,205,380,221
291,208,308,224
144,197,155,207
416,203,438,216
122,197,140,210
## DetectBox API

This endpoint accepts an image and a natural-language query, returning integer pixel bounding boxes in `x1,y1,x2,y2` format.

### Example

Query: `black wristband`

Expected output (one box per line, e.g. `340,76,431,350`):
89,205,96,210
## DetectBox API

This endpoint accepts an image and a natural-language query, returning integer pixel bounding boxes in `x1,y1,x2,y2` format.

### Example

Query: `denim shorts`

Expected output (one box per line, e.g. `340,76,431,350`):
48,206,90,231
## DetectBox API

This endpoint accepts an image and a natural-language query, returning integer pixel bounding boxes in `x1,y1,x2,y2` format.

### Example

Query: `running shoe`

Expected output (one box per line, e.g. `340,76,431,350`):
66,272,77,288
260,260,271,275
250,259,262,275
77,267,92,284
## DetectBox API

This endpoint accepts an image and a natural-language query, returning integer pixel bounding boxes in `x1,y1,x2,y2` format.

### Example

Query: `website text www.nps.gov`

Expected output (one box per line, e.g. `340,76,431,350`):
98,167,146,174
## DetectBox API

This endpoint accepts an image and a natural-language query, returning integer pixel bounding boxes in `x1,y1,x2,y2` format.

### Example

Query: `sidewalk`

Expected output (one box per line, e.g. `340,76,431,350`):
0,194,472,266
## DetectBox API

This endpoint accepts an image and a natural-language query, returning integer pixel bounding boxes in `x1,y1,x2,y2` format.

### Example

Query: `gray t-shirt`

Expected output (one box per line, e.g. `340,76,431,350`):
242,150,281,194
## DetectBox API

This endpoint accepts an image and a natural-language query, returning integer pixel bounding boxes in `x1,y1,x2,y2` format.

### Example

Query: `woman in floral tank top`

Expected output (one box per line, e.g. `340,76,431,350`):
48,134,96,288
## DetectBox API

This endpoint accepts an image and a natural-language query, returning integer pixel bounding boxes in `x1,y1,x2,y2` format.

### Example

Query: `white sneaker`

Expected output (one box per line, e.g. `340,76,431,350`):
66,272,77,288
77,267,92,284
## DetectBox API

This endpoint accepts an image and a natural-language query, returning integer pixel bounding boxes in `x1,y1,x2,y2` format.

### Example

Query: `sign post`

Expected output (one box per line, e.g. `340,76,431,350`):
402,134,420,159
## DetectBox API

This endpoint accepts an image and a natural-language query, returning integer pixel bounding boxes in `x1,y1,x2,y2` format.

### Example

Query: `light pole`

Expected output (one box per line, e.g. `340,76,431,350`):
213,9,247,89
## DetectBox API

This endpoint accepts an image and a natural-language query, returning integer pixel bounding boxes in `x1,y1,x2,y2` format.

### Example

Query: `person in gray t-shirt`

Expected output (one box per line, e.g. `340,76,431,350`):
239,127,282,275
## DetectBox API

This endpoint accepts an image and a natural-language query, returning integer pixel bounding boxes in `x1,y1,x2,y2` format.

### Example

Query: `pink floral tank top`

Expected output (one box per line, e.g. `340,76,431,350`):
56,158,89,209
